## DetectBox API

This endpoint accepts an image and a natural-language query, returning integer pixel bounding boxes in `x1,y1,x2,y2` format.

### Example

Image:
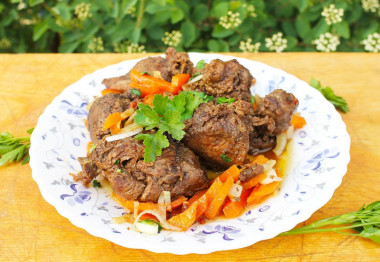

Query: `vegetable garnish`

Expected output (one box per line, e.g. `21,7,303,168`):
220,153,232,163
92,179,102,188
196,59,205,69
310,77,349,113
134,91,214,162
130,88,141,97
217,97,235,104
0,128,34,166
280,200,380,245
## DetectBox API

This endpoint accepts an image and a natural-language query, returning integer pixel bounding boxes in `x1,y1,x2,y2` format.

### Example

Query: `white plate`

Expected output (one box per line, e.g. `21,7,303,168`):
29,53,350,254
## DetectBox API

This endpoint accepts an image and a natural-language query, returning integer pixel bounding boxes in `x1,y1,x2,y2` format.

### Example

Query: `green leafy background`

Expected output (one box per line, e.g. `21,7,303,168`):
0,0,379,53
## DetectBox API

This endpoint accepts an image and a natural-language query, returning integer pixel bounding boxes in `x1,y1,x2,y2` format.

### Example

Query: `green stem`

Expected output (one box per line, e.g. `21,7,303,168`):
279,222,379,236
135,0,146,30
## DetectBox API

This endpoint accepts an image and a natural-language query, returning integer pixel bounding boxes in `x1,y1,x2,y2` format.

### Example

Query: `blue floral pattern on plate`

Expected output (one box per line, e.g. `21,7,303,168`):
29,53,350,254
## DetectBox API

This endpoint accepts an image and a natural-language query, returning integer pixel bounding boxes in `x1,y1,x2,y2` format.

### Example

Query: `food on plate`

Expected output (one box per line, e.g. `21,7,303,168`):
71,48,306,234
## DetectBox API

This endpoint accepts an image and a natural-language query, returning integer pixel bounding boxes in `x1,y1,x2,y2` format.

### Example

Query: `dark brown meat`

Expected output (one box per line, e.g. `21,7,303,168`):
249,89,298,153
87,93,132,143
90,138,208,203
102,48,193,92
183,100,254,169
238,163,264,182
71,157,101,187
165,47,194,76
185,59,253,102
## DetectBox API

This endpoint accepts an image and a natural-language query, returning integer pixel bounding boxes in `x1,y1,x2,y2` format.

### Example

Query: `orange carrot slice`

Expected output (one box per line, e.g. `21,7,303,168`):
204,176,234,220
205,177,223,206
254,181,280,196
101,89,123,96
102,112,123,131
167,199,198,231
222,188,252,218
291,115,306,129
171,196,188,210
241,173,267,189
218,165,240,183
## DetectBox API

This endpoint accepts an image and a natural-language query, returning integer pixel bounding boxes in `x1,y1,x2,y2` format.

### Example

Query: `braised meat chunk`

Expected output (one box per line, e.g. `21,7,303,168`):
185,59,253,102
88,138,208,203
183,99,254,169
249,89,298,153
87,93,133,143
102,48,194,92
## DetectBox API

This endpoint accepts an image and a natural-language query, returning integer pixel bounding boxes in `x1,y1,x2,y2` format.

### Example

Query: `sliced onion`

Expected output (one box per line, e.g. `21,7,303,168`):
286,125,294,139
261,169,283,185
186,74,203,85
132,210,182,232
262,159,276,172
120,107,135,119
119,123,143,134
125,111,137,126
273,132,287,156
105,127,143,142
135,220,159,235
228,183,243,198
133,201,139,219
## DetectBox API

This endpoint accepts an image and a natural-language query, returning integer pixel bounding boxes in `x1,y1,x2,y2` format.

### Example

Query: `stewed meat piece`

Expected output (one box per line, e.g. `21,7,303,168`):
183,99,254,169
78,138,208,203
102,48,194,92
185,59,253,102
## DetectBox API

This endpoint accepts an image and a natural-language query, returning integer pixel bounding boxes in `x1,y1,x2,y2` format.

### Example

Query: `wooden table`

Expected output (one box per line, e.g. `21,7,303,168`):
0,53,379,261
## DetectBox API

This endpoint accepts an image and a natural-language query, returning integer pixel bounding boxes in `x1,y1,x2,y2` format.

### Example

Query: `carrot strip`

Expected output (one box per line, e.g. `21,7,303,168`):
102,112,123,131
241,173,266,189
252,155,269,165
171,196,188,210
167,199,198,231
291,115,306,129
101,89,123,96
169,74,190,95
188,190,207,206
138,213,160,222
246,181,280,206
222,188,252,218
218,165,240,183
204,176,234,220
143,94,155,106
87,141,93,153
205,177,223,206
109,120,121,135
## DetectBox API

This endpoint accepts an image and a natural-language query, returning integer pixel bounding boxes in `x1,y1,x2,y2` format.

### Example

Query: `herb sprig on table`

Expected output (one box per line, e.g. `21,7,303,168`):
310,78,349,113
134,91,213,162
0,128,34,166
280,200,380,244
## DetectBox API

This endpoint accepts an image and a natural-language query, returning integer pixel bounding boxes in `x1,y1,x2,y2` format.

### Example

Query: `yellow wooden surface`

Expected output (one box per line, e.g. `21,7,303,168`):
0,53,379,261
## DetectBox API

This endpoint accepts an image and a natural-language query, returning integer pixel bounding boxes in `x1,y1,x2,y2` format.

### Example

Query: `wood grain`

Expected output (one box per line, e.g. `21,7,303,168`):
0,53,379,261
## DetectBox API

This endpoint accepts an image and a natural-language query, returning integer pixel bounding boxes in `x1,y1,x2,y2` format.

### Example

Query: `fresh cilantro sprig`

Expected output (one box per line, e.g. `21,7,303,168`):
310,77,349,113
196,60,205,69
217,97,235,104
0,128,34,166
220,153,232,162
134,91,213,162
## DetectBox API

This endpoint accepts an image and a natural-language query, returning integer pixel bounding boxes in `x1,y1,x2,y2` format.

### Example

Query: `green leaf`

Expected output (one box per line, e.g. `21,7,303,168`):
192,4,208,22
311,19,329,39
217,97,235,104
286,36,298,50
29,0,44,7
297,0,308,12
160,111,186,141
211,24,234,38
180,20,196,48
333,21,350,39
210,2,229,18
196,60,205,69
359,227,380,244
171,8,185,24
120,0,138,16
33,22,49,42
220,153,232,162
134,107,160,130
147,25,165,40
92,180,102,188
131,28,141,43
135,130,170,162
145,3,171,14
296,17,311,39
59,41,80,53
52,4,71,20
110,1,120,18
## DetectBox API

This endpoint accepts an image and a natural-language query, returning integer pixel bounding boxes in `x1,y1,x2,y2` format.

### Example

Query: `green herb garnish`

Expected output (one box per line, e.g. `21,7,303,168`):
140,71,150,75
138,219,163,232
280,200,380,245
92,179,102,188
116,169,121,173
114,159,120,165
134,91,213,162
217,97,235,104
250,95,255,104
130,88,141,97
189,72,201,81
196,60,205,69
220,153,232,162
89,143,96,153
0,128,33,166
310,77,349,113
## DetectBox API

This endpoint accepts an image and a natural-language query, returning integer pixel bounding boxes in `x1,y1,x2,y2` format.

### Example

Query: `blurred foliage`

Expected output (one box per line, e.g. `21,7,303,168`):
0,0,379,53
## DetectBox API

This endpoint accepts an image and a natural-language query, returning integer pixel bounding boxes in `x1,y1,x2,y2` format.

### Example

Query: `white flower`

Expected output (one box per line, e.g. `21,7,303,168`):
361,32,380,52
321,4,344,25
114,41,146,53
88,37,104,53
312,33,340,52
361,0,379,13
239,38,261,53
242,4,257,18
75,3,92,21
265,33,287,53
0,38,11,49
162,30,182,47
219,11,242,29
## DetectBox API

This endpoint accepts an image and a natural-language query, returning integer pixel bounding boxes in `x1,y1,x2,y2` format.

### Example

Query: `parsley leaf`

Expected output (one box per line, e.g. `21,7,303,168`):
140,71,150,75
130,88,141,97
135,130,170,162
0,130,32,166
92,179,102,188
310,77,349,113
189,72,201,81
217,97,235,104
134,91,213,162
196,60,205,69
250,95,255,104
220,153,232,162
